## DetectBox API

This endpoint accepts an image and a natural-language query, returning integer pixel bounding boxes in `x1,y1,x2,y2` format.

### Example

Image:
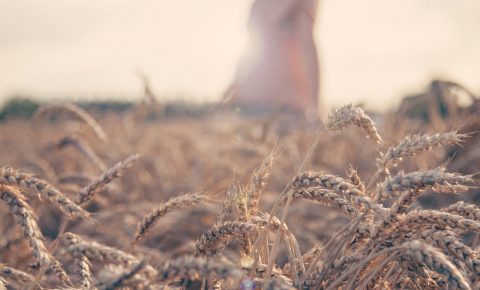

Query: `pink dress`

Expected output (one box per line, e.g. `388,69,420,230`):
230,0,320,114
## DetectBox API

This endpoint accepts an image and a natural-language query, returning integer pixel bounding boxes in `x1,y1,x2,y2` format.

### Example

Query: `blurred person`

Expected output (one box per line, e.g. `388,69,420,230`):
225,0,321,118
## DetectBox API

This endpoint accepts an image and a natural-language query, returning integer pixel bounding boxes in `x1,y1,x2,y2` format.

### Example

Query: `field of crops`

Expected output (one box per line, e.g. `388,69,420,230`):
0,80,479,289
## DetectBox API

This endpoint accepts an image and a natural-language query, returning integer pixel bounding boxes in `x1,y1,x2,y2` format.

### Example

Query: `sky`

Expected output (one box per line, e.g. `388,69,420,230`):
0,0,479,110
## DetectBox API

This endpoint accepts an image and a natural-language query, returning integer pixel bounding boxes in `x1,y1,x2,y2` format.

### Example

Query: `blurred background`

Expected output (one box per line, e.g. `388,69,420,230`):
0,3,480,289
0,0,479,110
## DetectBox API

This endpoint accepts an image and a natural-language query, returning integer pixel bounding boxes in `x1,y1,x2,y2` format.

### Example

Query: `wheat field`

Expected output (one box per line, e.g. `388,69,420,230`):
0,81,479,289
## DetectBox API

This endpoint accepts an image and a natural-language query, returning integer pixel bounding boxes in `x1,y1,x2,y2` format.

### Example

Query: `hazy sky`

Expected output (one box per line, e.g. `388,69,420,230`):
1,0,479,109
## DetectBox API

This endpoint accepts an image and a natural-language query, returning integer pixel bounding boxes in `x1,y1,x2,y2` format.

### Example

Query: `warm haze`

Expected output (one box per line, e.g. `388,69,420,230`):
0,0,479,110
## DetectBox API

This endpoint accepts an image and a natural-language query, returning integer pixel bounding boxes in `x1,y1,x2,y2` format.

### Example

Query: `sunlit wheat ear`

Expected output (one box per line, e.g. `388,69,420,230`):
62,233,93,290
401,240,471,290
0,167,92,222
210,280,223,290
443,201,480,222
375,167,474,202
419,229,480,276
0,185,71,285
326,104,383,144
77,154,140,205
35,103,108,142
376,131,468,175
56,135,107,171
195,221,258,256
347,167,365,191
133,192,210,245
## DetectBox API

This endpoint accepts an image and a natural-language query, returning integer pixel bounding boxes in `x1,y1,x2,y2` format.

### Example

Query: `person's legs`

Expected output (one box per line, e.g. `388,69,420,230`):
229,0,321,118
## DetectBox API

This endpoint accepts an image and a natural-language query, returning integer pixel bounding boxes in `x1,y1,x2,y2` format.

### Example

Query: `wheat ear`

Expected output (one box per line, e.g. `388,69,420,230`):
326,104,383,144
0,185,71,285
288,187,359,216
218,184,239,224
401,240,471,290
57,135,107,171
62,232,94,289
419,229,480,276
0,167,92,221
291,172,384,215
246,153,274,216
376,131,467,175
134,192,210,245
0,264,35,285
101,260,147,290
157,255,242,282
77,154,140,205
63,232,138,265
375,167,474,201
402,210,480,233
195,221,258,256
443,201,480,222
35,103,108,142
